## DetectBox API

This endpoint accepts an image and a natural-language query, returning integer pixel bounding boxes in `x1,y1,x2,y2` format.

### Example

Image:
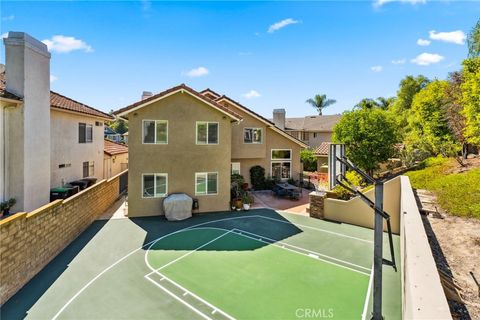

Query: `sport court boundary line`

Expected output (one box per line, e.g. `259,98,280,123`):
361,266,375,320
145,271,235,320
144,226,369,320
53,214,372,319
145,226,369,277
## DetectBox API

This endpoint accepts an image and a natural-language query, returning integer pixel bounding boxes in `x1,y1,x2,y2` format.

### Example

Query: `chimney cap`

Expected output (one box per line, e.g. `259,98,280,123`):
141,91,153,100
3,32,51,58
273,108,285,113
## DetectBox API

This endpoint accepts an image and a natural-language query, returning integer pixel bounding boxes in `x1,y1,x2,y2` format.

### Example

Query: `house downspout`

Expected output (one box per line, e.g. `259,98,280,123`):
2,105,15,201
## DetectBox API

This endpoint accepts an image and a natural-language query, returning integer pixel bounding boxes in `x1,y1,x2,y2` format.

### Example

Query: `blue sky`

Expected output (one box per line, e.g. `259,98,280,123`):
0,1,479,118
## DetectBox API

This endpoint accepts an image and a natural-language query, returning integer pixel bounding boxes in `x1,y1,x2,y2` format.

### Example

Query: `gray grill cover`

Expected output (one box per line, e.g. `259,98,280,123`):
163,193,193,221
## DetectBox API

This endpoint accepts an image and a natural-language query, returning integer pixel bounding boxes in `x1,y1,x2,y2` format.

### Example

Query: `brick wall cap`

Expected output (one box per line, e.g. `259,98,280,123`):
0,212,27,227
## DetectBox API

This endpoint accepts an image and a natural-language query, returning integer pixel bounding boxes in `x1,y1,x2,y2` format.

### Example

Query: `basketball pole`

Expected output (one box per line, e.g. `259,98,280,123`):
372,181,384,320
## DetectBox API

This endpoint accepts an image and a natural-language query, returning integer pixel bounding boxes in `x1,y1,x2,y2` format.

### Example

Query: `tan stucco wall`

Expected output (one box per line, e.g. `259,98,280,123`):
127,93,232,217
218,100,266,159
50,109,105,188
323,176,401,234
103,152,128,179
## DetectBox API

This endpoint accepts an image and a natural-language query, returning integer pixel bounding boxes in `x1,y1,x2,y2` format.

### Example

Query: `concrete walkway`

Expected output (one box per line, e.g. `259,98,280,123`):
97,195,128,220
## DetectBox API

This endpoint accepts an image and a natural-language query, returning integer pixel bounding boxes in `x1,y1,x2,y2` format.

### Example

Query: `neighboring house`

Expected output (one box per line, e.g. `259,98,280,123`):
104,139,128,179
314,142,330,173
0,32,112,212
114,85,306,217
104,126,123,143
271,109,341,148
122,131,128,145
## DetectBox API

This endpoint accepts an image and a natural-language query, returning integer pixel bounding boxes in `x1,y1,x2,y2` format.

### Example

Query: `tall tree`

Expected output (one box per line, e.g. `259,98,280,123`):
390,75,430,137
306,94,336,115
109,118,129,134
444,71,468,159
333,108,398,176
467,19,480,57
461,57,480,146
406,80,458,156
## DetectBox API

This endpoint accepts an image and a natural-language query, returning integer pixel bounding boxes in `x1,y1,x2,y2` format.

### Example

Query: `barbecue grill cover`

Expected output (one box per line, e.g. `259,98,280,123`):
163,193,193,221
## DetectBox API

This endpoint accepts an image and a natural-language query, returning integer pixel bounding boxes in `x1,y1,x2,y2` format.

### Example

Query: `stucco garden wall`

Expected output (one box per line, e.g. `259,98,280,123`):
0,170,125,304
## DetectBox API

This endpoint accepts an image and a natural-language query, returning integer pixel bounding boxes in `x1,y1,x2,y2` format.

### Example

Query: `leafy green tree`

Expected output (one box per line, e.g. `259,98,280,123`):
467,19,480,57
306,94,336,115
110,118,128,134
461,57,480,145
390,75,430,137
300,148,317,172
406,80,459,156
444,71,468,159
333,108,398,176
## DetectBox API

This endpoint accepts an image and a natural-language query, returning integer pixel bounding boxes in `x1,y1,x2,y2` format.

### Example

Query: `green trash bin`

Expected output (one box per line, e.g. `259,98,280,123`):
50,187,70,202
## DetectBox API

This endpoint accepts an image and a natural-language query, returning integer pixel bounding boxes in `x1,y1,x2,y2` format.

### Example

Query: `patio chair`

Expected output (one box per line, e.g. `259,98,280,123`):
288,188,301,200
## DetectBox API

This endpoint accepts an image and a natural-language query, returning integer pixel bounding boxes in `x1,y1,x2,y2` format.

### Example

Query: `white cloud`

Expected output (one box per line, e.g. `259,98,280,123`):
50,75,58,83
417,38,431,46
391,58,406,64
42,35,93,53
243,90,261,99
2,15,15,21
1,33,8,39
268,18,299,33
429,30,466,45
185,66,209,78
411,53,444,66
373,0,426,8
371,65,383,72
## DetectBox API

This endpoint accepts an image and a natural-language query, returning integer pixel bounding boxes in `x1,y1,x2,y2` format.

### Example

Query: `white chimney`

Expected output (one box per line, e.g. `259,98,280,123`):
142,91,153,100
273,108,286,130
3,32,51,211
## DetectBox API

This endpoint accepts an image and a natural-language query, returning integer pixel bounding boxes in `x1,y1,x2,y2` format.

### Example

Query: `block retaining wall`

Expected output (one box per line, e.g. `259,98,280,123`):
0,170,127,304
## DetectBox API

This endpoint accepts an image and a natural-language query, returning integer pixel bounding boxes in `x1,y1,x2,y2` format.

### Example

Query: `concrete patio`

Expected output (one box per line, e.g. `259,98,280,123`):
251,189,310,215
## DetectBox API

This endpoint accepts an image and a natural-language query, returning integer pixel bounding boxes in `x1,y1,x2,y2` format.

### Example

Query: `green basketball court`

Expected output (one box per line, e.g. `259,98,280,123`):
0,209,401,320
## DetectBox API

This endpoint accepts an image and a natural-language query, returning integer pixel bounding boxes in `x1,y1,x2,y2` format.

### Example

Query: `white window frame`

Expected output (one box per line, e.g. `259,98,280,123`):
271,161,292,180
271,149,292,160
142,120,168,144
243,127,263,144
196,121,219,145
231,162,241,175
142,173,168,198
195,172,218,195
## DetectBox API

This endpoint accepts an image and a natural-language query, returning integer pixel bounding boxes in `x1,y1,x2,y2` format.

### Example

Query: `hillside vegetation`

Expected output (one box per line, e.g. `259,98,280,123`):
405,157,480,218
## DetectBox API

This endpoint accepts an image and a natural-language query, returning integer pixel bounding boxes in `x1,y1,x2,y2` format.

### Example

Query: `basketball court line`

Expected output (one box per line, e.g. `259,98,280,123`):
361,266,375,320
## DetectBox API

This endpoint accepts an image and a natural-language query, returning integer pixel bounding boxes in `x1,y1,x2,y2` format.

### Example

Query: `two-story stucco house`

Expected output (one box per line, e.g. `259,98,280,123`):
0,32,112,212
114,85,306,217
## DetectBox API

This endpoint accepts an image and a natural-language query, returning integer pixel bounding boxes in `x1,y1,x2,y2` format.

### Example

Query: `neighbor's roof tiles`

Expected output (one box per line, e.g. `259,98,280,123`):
282,115,341,132
0,71,113,119
314,142,330,155
104,139,129,156
113,84,242,121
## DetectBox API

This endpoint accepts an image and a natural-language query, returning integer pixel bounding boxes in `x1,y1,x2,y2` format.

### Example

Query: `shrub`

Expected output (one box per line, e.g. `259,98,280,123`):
250,166,266,190
231,174,244,186
301,148,317,172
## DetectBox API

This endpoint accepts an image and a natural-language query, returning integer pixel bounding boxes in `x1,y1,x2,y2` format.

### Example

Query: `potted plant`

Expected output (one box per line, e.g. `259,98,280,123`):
242,192,251,211
0,198,16,218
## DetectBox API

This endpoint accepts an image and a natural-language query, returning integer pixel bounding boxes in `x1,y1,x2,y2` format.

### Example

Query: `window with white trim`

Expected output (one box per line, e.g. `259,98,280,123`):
231,162,241,175
79,123,93,143
82,161,94,178
244,128,263,144
143,120,168,144
142,173,168,198
271,149,292,179
196,122,218,144
195,172,218,195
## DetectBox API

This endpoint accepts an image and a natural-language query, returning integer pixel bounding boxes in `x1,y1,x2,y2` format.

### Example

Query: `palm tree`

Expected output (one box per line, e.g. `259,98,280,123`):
376,97,396,110
354,98,379,110
305,94,336,115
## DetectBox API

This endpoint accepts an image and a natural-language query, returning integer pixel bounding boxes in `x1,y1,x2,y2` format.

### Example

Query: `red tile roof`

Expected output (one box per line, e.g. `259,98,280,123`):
104,139,128,156
314,142,330,155
0,71,113,119
0,71,21,101
113,84,242,121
